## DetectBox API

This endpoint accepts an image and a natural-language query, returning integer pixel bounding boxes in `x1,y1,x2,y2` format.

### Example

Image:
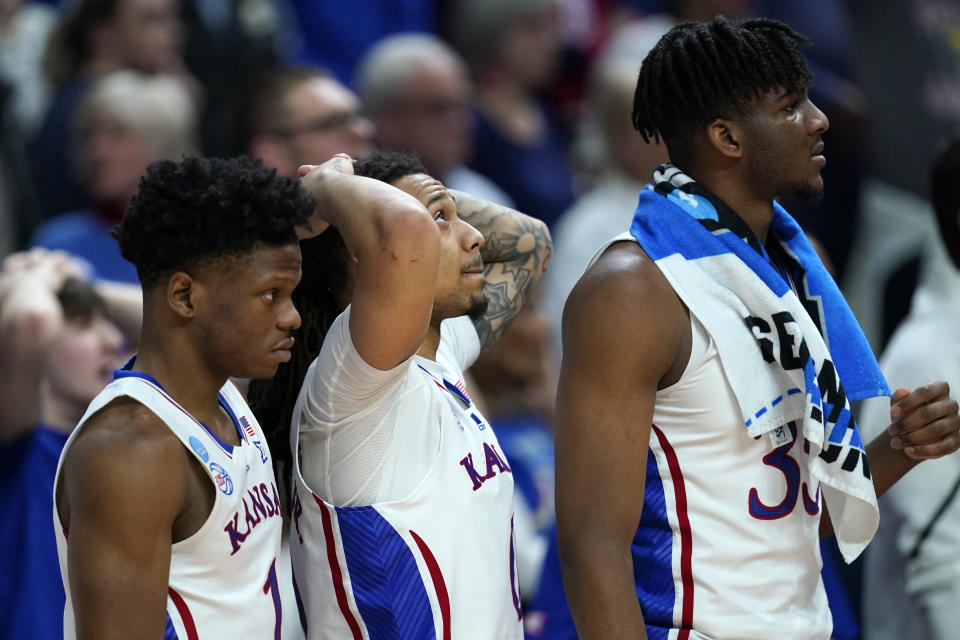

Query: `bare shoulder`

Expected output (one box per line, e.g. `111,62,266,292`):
566,240,684,331
58,398,191,530
563,240,688,385
68,397,185,459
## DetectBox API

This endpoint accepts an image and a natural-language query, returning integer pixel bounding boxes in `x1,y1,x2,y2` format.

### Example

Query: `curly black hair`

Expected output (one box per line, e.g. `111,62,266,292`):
632,16,812,170
353,149,427,184
114,155,314,290
248,149,425,513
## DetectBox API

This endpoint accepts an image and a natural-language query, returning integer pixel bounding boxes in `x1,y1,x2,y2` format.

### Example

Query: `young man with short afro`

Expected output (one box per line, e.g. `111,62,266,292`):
54,155,315,639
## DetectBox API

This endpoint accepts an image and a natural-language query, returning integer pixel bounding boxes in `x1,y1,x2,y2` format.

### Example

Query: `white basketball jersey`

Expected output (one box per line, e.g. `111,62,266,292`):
595,235,831,639
290,345,523,639
54,369,286,639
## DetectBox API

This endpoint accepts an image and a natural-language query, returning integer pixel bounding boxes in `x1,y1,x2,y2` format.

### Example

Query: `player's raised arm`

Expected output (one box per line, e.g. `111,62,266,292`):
300,156,441,370
555,241,686,639
449,189,552,351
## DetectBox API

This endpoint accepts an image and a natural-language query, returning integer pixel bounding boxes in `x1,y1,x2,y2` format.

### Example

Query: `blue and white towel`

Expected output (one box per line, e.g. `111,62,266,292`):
631,164,889,561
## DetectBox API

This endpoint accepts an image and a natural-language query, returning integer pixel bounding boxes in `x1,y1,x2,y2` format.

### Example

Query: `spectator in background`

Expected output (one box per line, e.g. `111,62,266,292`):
31,71,197,284
355,32,513,206
860,135,960,640
841,0,960,353
239,65,373,177
542,19,668,361
0,0,57,137
179,0,287,157
0,248,129,640
0,0,59,256
449,0,575,229
31,0,185,218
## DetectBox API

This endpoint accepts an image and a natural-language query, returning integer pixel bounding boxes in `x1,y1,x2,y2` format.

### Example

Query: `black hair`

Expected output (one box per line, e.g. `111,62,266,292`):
931,135,960,270
58,278,108,326
632,16,813,169
247,149,424,513
353,149,427,184
114,155,314,290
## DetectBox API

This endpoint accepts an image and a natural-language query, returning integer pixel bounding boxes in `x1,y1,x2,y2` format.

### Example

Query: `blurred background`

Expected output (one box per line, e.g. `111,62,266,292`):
1,1,958,638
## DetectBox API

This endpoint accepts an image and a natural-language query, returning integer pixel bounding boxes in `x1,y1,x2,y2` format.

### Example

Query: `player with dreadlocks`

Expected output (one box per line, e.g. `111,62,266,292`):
249,149,550,637
556,16,960,639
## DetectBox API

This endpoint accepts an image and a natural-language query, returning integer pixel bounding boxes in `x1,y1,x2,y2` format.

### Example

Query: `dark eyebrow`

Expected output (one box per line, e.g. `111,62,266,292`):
426,192,452,208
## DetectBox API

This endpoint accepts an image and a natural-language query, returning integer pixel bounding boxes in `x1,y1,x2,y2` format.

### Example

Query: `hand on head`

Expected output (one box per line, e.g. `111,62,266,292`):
298,153,355,178
0,248,91,293
296,154,356,239
887,382,960,461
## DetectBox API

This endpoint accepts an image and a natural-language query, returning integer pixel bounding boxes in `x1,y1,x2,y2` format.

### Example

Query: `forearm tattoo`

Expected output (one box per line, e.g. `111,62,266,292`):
451,190,553,350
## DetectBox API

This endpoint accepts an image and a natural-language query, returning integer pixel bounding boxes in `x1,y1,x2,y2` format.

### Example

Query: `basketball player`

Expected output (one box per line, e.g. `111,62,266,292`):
555,17,960,639
253,150,551,638
53,155,314,638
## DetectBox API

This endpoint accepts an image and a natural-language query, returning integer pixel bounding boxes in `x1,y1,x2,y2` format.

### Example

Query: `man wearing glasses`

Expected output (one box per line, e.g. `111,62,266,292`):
239,65,374,176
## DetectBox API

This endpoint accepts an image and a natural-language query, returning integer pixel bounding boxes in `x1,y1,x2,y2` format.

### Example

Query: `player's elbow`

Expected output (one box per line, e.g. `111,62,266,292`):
376,204,439,262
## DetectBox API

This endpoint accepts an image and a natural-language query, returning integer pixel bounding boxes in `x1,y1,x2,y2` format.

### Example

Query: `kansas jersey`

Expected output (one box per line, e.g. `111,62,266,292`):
290,310,523,639
593,235,831,639
53,367,286,639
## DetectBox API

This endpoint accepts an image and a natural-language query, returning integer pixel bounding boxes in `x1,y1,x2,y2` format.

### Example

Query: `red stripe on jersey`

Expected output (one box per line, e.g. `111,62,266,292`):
168,587,199,640
314,494,363,640
651,424,694,638
409,529,451,640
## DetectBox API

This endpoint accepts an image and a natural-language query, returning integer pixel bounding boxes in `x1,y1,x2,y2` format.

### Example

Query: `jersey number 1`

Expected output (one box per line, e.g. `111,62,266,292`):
263,558,283,640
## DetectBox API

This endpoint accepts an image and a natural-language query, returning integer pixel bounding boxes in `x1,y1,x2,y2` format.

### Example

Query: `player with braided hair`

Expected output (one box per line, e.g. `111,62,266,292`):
556,16,960,639
250,149,551,638
632,18,813,173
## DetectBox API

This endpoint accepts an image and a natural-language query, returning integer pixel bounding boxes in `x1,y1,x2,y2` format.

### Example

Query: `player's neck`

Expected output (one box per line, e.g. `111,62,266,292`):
133,331,228,426
699,175,775,243
416,325,442,362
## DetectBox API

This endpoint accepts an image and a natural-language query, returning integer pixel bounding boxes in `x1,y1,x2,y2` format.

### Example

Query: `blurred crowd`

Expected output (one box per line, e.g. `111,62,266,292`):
1,0,959,639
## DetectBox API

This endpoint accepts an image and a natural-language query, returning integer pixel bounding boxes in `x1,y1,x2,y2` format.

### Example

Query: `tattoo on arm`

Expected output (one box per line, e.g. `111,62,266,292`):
451,190,552,350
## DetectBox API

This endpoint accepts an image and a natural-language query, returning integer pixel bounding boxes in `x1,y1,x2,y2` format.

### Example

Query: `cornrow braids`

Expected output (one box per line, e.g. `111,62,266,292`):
632,16,812,167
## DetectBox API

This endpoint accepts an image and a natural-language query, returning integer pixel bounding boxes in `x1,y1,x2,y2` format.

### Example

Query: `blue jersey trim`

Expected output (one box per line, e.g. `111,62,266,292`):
335,507,436,639
163,612,179,639
633,447,676,629
113,358,242,452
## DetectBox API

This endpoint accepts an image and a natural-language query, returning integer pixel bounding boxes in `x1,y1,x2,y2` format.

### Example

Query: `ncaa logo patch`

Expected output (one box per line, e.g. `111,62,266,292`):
189,436,209,462
209,462,233,495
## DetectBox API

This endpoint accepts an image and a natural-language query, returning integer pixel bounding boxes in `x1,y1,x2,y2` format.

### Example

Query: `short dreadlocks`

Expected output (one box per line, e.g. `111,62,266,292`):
632,16,813,169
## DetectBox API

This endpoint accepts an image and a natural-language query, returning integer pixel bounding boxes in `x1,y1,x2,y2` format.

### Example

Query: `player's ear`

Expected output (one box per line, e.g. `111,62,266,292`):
167,271,197,318
706,117,744,159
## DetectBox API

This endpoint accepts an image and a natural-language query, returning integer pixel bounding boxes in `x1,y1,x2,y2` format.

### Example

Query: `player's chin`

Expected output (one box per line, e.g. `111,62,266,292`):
793,179,824,204
466,292,489,320
248,360,283,381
